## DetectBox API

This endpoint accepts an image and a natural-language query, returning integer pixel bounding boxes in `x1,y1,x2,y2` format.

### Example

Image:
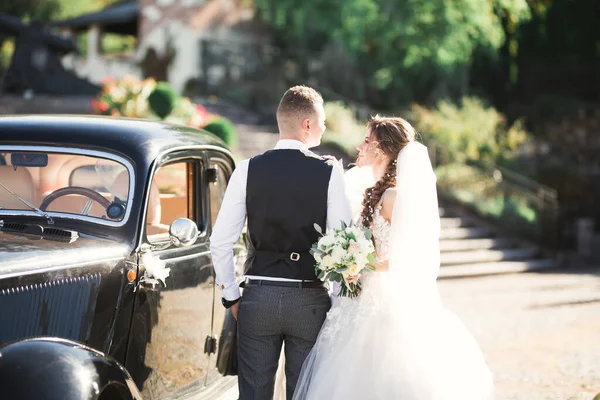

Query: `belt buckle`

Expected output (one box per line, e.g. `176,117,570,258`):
290,252,300,261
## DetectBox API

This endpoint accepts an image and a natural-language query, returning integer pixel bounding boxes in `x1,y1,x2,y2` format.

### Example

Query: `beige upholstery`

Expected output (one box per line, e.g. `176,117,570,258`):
146,181,170,236
0,166,35,209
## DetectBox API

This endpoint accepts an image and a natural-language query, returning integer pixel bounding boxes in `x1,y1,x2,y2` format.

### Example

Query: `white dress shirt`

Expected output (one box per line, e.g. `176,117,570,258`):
210,139,353,300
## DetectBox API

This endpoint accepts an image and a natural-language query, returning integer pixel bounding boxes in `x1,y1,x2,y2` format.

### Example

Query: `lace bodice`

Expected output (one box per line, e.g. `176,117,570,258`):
371,203,391,260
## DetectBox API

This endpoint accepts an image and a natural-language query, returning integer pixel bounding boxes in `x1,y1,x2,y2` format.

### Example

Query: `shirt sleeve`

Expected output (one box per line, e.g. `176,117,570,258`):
209,159,249,300
326,163,353,230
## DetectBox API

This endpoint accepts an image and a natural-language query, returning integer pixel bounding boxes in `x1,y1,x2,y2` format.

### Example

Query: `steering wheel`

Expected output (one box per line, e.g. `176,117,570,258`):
40,187,111,215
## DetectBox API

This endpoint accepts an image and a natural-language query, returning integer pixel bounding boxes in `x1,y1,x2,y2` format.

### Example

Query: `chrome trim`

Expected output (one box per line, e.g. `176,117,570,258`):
0,256,126,280
155,145,236,166
135,148,219,251
0,145,135,227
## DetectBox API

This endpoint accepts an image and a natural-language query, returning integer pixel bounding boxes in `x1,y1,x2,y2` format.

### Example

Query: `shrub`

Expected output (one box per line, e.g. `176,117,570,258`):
91,75,215,129
411,97,530,165
147,82,178,119
203,117,237,147
321,101,365,158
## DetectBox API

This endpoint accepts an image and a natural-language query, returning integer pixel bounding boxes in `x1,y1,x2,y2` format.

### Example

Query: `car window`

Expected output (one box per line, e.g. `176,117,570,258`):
0,150,131,223
209,162,229,228
146,161,194,244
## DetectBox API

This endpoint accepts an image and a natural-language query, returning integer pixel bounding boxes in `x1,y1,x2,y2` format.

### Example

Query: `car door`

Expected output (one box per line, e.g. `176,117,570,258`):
125,151,218,399
206,151,247,376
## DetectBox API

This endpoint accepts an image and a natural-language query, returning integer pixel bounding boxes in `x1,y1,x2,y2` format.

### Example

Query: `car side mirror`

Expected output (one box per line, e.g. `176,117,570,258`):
169,218,199,247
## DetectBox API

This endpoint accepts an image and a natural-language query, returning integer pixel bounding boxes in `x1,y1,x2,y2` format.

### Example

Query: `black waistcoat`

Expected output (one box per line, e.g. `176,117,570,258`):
244,149,332,280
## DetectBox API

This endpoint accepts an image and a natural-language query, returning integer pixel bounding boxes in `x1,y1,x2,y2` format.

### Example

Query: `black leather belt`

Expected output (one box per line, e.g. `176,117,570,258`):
252,250,312,262
244,278,324,289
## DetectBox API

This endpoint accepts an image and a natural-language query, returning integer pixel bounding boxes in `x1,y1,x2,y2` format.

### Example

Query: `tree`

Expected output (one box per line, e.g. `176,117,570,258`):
0,0,121,21
0,0,61,22
253,0,532,108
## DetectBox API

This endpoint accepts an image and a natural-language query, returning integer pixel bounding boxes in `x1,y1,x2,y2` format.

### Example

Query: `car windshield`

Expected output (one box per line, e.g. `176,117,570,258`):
0,149,132,223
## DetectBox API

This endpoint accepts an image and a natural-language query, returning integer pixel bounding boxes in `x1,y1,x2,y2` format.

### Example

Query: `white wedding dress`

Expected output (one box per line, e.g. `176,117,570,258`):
292,142,494,400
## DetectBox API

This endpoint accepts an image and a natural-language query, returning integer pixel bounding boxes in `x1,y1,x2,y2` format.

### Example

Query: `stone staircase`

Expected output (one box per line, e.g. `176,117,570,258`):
437,205,557,279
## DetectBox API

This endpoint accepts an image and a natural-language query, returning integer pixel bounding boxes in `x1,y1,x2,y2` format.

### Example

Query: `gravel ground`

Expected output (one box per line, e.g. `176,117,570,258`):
438,265,600,400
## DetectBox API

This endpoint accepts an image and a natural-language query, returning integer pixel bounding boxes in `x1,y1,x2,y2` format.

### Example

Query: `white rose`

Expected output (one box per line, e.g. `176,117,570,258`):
347,262,360,276
331,246,346,265
320,255,333,270
355,255,368,269
348,241,361,256
318,235,335,249
358,237,374,254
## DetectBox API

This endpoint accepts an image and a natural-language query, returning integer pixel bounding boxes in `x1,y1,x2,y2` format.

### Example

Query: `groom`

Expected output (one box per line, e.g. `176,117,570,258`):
210,85,352,399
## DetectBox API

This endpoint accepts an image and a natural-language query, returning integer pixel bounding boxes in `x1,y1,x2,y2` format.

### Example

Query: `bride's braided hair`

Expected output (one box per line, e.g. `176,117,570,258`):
360,115,416,229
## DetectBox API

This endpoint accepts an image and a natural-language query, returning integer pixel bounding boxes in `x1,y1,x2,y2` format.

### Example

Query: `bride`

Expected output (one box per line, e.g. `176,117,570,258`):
292,116,494,399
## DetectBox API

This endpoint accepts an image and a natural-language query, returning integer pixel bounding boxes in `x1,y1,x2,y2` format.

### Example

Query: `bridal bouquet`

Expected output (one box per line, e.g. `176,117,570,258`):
311,222,376,298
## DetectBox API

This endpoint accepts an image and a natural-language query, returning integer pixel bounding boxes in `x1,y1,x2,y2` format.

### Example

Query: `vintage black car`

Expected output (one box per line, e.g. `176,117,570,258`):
0,115,243,399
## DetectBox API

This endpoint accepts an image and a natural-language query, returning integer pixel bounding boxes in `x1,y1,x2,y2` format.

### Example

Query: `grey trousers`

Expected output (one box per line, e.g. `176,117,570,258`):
237,283,331,400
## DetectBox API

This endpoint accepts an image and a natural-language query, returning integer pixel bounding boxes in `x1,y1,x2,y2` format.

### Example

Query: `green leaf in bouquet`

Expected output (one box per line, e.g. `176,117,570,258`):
317,271,325,280
364,229,372,240
367,253,376,263
337,266,348,272
314,223,323,234
341,220,347,230
365,264,377,272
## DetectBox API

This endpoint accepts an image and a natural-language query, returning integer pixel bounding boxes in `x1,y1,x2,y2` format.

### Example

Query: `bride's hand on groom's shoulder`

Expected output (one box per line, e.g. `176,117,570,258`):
321,154,344,169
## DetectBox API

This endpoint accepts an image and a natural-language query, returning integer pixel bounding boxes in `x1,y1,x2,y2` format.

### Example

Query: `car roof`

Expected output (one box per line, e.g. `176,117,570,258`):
0,115,231,166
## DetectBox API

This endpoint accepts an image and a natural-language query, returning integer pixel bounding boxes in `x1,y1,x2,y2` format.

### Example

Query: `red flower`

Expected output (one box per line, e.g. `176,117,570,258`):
98,101,109,112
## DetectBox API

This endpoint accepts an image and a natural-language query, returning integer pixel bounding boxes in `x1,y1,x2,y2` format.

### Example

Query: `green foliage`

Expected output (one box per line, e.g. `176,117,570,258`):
411,97,530,164
435,163,539,237
147,82,178,120
102,34,136,55
202,117,238,148
0,0,120,21
254,0,531,107
0,0,61,21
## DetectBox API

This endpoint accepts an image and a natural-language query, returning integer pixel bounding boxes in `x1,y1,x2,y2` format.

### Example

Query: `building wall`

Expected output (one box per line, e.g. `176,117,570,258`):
137,0,270,94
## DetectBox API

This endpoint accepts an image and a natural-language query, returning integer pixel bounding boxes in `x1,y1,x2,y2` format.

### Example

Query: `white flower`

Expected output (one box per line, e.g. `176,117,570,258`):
313,251,323,262
348,240,361,256
318,234,336,248
347,263,360,276
320,255,334,270
355,255,368,269
358,237,374,254
140,252,171,287
331,246,346,265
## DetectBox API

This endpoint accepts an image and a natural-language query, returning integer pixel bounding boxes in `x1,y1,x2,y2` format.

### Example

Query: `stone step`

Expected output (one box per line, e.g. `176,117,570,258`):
439,227,492,240
440,217,475,229
440,247,539,266
438,258,557,279
439,238,516,252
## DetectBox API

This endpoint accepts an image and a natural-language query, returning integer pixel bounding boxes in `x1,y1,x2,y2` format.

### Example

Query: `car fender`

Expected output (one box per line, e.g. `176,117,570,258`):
0,337,142,400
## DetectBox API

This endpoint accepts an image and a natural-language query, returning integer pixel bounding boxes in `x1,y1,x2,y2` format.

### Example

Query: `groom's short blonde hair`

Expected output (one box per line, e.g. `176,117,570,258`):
276,85,323,120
